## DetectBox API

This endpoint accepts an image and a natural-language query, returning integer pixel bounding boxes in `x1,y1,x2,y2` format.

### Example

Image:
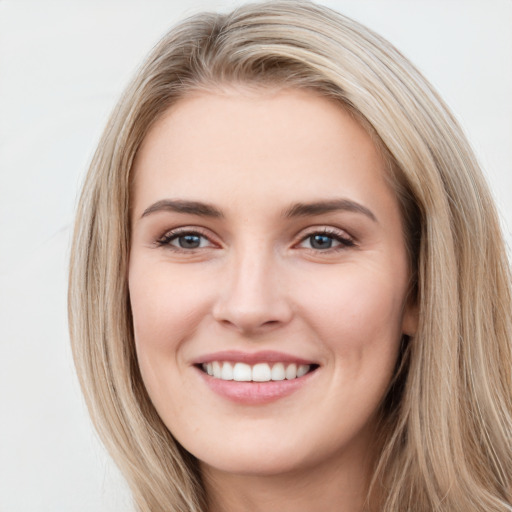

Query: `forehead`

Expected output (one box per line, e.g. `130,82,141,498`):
131,88,396,220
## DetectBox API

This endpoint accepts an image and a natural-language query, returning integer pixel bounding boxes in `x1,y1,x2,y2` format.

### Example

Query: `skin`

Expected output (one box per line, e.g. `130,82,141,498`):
129,87,417,512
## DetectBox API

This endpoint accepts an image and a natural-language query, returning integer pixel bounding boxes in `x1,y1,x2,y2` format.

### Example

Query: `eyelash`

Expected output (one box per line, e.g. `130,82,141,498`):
155,228,215,252
155,227,356,253
298,228,355,251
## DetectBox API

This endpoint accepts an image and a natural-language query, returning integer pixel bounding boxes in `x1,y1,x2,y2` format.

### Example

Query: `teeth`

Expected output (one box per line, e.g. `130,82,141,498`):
233,362,252,381
271,362,285,381
285,363,297,380
297,364,309,377
212,361,222,378
221,362,234,380
202,361,313,381
252,363,271,382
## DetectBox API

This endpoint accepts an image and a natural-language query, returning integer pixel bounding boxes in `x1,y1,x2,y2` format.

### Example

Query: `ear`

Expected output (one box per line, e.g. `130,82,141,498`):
401,298,419,336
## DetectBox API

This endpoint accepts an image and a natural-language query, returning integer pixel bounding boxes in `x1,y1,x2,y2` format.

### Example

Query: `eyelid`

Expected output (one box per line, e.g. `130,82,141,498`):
153,224,355,252
294,226,356,250
155,226,219,250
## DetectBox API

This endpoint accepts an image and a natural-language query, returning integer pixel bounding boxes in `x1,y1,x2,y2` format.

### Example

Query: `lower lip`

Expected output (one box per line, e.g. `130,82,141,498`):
195,367,317,405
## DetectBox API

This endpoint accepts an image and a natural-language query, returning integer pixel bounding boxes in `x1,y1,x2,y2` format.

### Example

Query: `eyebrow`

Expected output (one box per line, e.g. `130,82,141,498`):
140,197,377,222
141,199,224,219
283,199,377,222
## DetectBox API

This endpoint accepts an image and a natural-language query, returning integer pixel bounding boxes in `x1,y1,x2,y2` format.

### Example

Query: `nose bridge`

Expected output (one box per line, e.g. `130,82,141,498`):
232,242,273,303
213,239,291,332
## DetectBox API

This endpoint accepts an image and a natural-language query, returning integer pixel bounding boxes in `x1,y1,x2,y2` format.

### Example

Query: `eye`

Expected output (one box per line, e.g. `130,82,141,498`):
297,229,355,251
156,229,215,250
172,233,208,249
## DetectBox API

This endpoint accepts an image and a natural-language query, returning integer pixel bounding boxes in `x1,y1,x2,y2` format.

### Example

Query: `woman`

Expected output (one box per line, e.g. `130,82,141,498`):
68,1,512,511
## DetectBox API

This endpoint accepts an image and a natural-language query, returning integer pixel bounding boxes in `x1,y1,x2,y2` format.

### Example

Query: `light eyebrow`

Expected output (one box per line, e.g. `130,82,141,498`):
140,199,224,219
283,199,377,222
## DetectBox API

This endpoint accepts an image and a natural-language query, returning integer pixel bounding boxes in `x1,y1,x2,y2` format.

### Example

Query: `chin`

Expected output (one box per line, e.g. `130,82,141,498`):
198,447,313,477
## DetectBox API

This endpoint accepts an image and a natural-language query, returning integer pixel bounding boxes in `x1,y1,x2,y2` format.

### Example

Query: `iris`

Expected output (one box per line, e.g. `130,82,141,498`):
309,234,334,249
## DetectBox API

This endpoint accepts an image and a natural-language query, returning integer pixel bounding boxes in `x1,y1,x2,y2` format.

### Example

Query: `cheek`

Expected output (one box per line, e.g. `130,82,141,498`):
130,263,205,344
128,261,212,400
292,269,406,439
294,264,406,365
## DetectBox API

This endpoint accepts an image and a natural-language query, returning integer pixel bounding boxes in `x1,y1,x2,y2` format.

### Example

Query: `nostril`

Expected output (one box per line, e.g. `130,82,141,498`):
213,309,289,334
211,273,294,332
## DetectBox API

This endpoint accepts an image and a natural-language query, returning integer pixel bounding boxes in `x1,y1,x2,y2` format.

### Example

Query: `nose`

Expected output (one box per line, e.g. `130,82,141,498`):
212,247,293,335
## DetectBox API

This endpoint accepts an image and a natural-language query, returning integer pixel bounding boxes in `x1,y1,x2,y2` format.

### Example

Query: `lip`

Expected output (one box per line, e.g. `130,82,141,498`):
191,350,317,366
192,350,319,405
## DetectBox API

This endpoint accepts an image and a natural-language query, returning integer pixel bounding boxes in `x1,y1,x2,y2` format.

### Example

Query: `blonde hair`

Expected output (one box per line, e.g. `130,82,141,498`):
68,1,512,511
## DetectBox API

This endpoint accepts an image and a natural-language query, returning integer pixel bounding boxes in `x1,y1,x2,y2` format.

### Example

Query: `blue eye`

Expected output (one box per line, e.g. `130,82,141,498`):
309,234,335,249
173,234,203,249
157,230,212,250
298,230,354,251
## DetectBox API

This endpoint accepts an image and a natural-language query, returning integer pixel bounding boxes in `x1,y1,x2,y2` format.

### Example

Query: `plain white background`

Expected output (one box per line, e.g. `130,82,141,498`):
0,1,511,510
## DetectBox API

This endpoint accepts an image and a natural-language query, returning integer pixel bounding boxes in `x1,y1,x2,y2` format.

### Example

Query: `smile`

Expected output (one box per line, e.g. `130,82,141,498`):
200,361,314,382
193,351,320,403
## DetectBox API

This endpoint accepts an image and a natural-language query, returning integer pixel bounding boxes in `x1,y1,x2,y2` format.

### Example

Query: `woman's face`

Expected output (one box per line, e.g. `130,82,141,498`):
129,88,417,477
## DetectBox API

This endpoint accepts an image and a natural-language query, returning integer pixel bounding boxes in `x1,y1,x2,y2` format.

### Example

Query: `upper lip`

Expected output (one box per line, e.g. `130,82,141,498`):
192,350,318,366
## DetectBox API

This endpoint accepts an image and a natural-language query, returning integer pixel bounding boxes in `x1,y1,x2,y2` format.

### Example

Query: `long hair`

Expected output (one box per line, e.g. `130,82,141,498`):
68,2,512,510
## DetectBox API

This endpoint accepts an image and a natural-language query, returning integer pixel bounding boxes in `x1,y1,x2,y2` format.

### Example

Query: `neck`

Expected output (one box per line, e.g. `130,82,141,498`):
201,445,375,512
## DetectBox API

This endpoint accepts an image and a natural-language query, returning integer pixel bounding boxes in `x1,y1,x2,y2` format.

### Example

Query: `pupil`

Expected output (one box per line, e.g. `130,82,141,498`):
179,235,200,248
311,234,332,249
